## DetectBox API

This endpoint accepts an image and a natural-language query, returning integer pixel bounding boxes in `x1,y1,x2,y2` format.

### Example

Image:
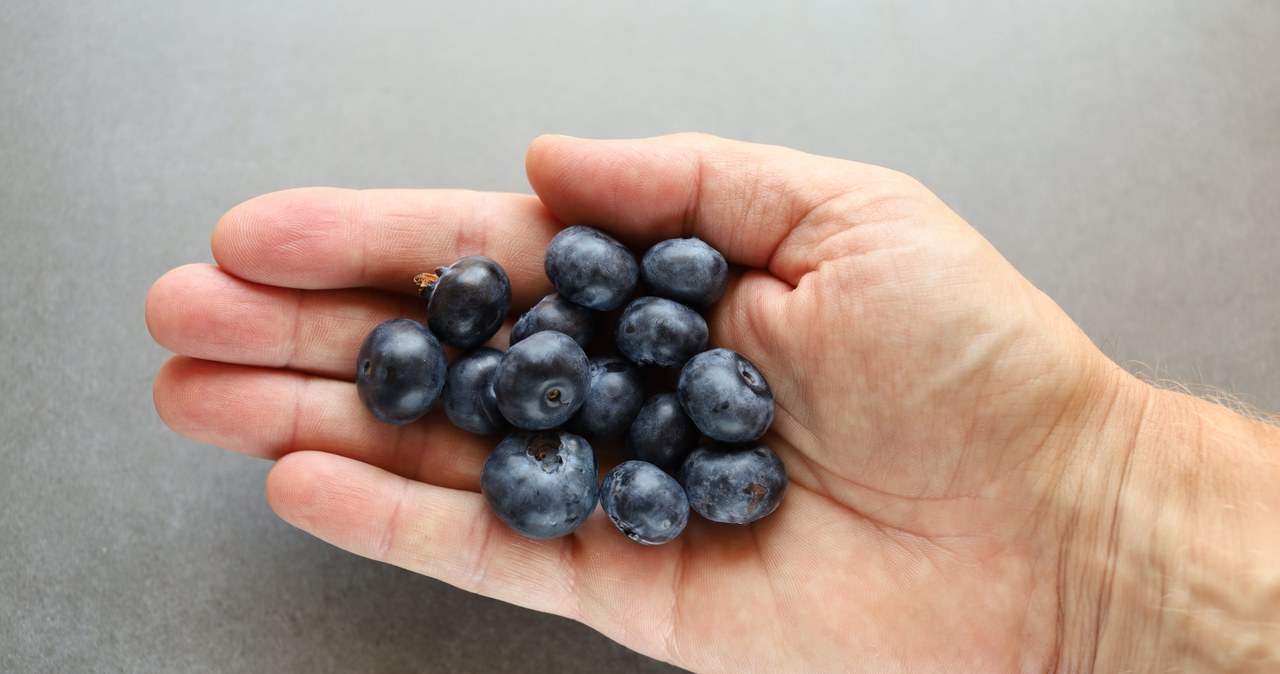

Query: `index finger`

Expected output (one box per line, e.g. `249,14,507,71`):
211,187,561,306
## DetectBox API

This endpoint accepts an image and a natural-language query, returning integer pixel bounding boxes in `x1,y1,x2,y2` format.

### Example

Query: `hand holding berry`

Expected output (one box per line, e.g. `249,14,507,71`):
147,134,1280,673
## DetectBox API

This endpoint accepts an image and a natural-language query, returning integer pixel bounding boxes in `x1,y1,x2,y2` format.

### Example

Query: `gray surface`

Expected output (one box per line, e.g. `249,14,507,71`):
2,1,1277,672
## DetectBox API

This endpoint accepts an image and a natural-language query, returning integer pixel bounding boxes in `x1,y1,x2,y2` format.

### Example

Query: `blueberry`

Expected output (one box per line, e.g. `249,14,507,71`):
481,430,599,539
492,330,590,430
442,347,509,435
615,296,708,368
544,226,638,311
419,255,511,350
626,392,700,474
510,292,595,349
355,318,447,425
567,355,644,439
600,461,690,545
680,443,787,524
677,348,774,443
641,237,729,308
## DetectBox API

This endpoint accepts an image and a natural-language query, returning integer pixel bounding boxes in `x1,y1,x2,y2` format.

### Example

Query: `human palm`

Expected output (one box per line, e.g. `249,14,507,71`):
149,134,1116,672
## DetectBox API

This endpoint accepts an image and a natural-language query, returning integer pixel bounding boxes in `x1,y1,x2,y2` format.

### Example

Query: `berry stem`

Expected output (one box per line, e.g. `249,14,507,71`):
414,271,440,297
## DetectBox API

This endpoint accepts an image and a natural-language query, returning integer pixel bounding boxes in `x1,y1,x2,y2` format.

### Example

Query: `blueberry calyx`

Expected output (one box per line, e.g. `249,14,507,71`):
413,269,444,298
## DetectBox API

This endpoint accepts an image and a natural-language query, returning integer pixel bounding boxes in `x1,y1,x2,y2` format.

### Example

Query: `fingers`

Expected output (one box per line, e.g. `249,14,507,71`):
146,263,423,379
265,450,864,671
265,450,588,619
265,449,694,659
211,187,558,304
153,356,491,489
525,133,931,285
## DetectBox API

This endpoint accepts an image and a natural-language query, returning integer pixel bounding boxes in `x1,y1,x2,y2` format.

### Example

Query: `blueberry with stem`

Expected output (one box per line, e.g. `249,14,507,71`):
418,255,511,350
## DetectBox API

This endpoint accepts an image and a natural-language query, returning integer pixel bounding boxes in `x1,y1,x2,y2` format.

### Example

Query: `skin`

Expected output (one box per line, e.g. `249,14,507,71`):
146,133,1280,672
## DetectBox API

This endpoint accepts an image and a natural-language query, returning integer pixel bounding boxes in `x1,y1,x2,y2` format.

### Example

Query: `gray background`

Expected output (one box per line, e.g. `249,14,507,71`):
2,1,1276,672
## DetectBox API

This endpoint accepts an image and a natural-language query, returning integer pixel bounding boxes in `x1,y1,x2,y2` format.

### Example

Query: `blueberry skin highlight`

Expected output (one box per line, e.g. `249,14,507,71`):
680,443,787,524
481,430,599,539
492,330,591,430
568,355,645,439
544,226,639,311
677,348,775,443
626,392,700,474
423,256,512,350
442,347,509,435
601,461,690,545
641,237,729,308
355,318,447,425
510,292,595,349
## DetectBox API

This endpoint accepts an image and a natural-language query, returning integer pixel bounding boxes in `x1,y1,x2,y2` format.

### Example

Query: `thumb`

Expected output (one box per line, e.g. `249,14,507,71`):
524,132,923,287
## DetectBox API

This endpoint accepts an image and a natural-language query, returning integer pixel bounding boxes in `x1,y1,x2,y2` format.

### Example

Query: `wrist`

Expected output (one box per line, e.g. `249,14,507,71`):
1055,371,1280,671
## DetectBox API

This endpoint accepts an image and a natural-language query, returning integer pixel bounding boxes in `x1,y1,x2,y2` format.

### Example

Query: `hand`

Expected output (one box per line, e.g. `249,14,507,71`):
146,134,1276,672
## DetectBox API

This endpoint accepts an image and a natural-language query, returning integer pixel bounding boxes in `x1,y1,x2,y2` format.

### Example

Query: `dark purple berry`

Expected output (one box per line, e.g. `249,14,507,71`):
492,331,590,430
680,443,787,524
641,237,728,308
677,348,774,443
421,256,511,350
544,226,638,311
616,296,708,368
510,292,595,349
481,430,599,539
442,347,509,435
568,355,644,439
601,461,689,545
355,318,447,425
627,392,700,474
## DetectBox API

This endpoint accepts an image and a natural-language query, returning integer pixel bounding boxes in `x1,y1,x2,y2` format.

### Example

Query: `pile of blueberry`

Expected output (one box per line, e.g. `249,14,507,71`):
355,226,787,545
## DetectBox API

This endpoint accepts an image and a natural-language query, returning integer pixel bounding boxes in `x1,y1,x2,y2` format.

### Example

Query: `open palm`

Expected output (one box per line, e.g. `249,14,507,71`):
148,134,1121,672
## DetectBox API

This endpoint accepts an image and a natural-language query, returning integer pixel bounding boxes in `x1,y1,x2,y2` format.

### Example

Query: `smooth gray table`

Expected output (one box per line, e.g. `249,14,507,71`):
3,2,1276,671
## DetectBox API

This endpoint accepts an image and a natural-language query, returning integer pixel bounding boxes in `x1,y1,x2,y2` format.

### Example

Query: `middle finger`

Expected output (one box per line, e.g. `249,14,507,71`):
153,355,492,490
